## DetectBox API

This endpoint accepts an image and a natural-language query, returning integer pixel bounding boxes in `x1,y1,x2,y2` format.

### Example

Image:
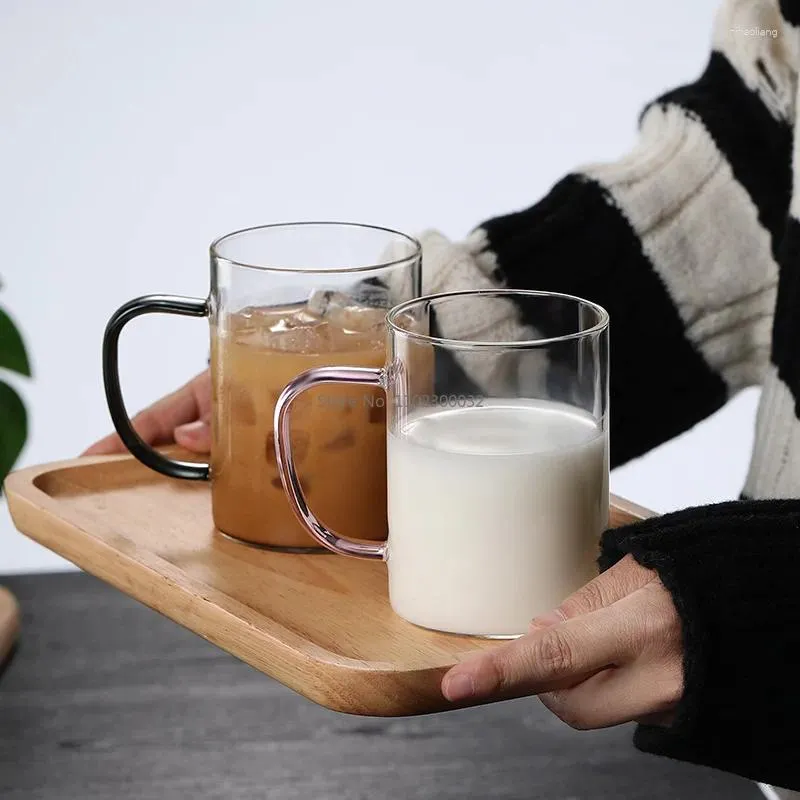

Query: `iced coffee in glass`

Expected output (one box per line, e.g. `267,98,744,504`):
102,222,421,549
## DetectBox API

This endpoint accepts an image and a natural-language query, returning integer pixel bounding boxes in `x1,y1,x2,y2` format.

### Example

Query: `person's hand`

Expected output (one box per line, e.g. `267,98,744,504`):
83,370,212,456
441,555,683,729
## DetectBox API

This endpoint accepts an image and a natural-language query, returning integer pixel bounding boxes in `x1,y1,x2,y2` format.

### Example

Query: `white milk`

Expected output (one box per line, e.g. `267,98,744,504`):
386,400,609,636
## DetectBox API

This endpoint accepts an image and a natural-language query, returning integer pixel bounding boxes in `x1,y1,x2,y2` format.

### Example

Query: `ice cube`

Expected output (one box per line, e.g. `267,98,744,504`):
229,384,256,426
230,305,265,341
306,289,343,316
266,303,322,334
323,428,356,451
266,430,310,465
304,289,382,338
253,302,328,353
232,303,324,352
288,307,324,329
330,304,384,336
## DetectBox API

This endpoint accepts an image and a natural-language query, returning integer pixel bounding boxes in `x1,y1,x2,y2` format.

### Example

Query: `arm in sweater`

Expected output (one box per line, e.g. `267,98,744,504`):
422,0,792,467
599,498,800,791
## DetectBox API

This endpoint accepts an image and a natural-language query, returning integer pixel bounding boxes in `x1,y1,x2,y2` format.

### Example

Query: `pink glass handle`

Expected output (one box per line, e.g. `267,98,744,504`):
273,366,387,560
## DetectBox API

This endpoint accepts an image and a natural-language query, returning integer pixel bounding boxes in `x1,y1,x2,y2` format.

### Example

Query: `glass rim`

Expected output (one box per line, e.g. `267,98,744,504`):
209,221,421,274
386,289,610,350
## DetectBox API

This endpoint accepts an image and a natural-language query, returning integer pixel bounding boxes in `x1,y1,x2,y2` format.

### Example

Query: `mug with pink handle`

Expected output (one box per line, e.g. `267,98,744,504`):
274,289,610,637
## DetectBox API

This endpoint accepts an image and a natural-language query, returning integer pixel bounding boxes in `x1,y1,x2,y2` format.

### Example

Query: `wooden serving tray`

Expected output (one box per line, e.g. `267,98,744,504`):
4,453,653,717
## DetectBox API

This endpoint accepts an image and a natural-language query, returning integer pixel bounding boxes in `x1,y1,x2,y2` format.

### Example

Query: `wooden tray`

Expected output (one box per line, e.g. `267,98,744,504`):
4,453,653,716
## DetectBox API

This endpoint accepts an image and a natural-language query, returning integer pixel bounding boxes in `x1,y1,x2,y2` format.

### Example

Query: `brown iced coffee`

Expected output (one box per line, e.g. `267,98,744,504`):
210,293,389,549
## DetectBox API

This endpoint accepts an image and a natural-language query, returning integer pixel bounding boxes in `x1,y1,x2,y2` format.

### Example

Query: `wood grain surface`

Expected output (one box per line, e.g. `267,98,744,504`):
5,453,651,717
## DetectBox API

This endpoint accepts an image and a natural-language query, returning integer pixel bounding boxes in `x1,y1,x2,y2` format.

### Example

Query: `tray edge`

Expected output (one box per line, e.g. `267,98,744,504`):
6,463,451,716
4,457,655,716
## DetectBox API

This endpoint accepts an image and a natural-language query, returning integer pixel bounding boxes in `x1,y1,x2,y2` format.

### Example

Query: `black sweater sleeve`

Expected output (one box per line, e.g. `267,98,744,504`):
599,500,800,790
421,5,792,469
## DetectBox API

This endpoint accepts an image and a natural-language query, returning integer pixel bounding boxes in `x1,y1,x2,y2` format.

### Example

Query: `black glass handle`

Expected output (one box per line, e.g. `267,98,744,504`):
102,295,210,481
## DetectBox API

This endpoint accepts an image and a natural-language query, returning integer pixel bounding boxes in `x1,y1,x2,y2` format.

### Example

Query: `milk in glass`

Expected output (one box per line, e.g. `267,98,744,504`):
387,400,608,636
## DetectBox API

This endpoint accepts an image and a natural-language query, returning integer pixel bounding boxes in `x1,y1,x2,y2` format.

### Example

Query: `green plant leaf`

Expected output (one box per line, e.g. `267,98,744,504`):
0,380,27,486
0,308,31,377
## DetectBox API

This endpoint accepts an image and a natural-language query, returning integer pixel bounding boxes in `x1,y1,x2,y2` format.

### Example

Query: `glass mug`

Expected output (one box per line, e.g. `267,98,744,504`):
274,289,610,636
102,222,421,550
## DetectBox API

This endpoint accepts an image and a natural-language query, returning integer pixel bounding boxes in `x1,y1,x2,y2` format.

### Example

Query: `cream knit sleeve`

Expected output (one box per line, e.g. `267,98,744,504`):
416,0,797,467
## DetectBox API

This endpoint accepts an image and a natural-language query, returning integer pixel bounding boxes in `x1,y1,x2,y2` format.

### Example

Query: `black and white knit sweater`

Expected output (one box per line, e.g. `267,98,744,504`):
420,0,800,794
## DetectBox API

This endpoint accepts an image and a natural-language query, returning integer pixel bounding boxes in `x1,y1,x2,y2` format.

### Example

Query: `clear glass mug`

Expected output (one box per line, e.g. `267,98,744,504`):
102,222,421,550
274,289,610,636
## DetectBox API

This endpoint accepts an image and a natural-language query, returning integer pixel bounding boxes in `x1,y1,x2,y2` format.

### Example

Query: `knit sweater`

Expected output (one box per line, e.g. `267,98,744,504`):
418,0,800,794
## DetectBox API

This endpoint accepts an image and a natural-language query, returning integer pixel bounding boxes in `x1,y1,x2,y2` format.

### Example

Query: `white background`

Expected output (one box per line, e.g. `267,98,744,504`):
0,0,758,575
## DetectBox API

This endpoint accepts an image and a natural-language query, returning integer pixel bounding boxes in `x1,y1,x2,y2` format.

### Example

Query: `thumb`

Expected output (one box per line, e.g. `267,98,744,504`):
442,607,625,703
174,417,212,454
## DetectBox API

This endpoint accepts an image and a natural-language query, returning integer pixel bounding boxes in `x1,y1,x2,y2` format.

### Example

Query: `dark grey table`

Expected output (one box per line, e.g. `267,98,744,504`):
0,572,761,800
